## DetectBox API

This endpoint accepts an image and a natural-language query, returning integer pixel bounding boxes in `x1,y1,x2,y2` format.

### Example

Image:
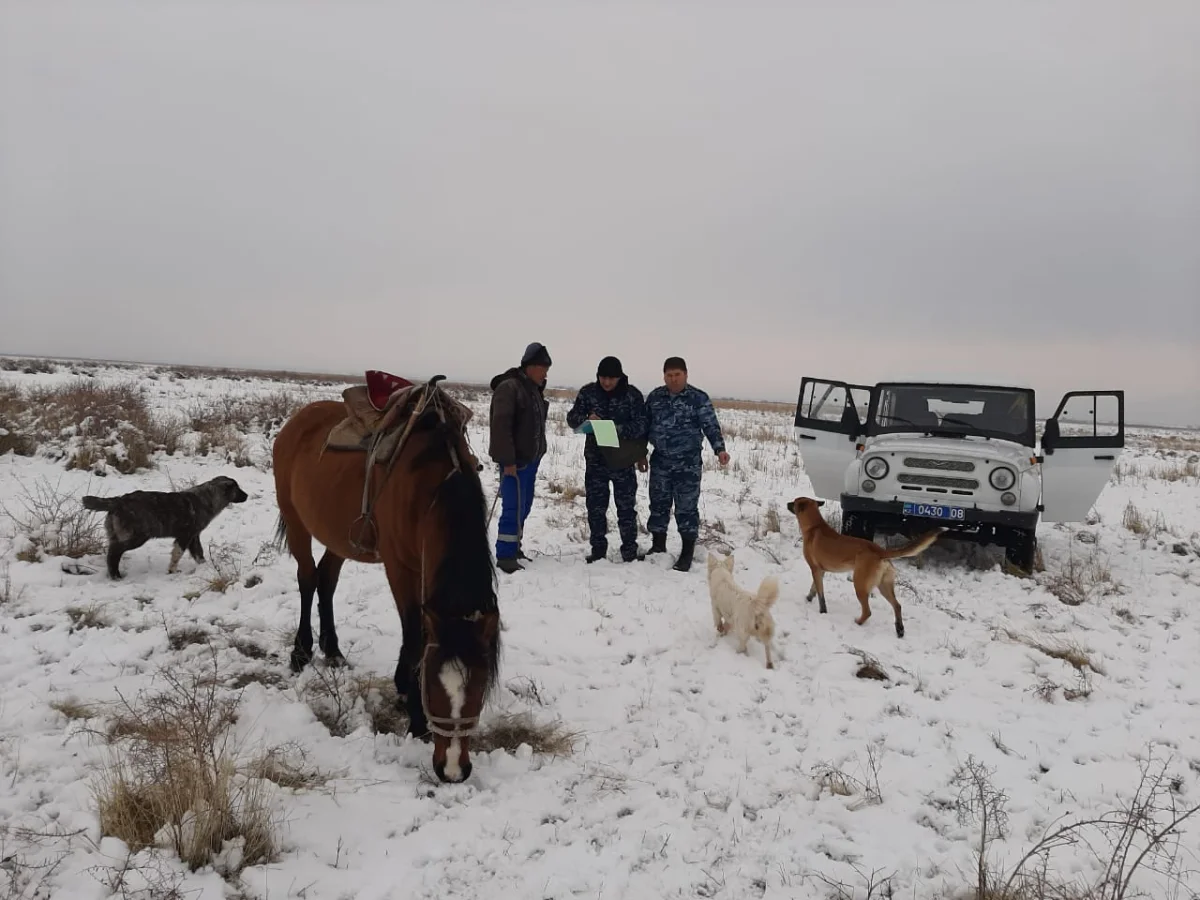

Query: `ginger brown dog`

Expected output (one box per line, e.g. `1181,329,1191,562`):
786,496,944,637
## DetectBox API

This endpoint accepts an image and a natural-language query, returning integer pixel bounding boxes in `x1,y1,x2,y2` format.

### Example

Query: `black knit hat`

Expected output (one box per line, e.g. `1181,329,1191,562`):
520,342,552,368
596,356,624,378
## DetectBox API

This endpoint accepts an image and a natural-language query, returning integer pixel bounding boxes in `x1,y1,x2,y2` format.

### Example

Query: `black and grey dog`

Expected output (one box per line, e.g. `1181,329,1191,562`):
81,475,249,579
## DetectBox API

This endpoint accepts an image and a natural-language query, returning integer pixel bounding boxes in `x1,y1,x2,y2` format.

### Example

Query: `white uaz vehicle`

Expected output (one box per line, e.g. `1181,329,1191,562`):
793,378,1125,573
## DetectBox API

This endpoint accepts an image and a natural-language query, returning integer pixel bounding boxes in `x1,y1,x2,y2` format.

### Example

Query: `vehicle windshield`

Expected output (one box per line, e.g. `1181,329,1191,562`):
868,383,1036,446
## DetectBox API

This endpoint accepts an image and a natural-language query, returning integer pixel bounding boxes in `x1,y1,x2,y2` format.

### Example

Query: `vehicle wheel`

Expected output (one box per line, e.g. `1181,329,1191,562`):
842,513,876,542
1005,530,1038,575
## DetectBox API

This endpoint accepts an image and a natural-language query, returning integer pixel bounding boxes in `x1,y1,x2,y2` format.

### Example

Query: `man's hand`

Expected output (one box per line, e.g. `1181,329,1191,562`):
636,458,648,473
503,465,517,477
718,451,730,466
588,413,600,420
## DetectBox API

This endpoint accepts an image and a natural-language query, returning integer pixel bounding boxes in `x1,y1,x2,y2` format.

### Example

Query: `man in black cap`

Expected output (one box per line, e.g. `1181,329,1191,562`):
643,355,729,572
488,342,552,573
565,356,648,563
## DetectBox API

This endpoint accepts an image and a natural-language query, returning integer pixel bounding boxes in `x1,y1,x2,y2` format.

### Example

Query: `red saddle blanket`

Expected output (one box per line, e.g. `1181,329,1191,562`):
365,370,413,411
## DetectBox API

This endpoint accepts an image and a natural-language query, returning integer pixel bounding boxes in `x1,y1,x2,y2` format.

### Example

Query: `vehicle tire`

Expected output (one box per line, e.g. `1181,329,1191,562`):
842,513,876,542
1005,529,1038,575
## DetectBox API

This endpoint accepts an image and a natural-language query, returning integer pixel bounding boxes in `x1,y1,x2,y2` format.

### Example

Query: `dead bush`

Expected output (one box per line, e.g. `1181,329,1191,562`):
91,665,278,876
1042,545,1121,606
949,749,1200,900
472,711,580,757
2,476,106,559
1122,502,1168,542
1003,629,1105,676
203,542,243,594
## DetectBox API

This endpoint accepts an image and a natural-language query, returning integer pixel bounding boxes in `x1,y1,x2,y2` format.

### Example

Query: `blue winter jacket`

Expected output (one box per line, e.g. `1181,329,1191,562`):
565,377,648,466
645,383,726,462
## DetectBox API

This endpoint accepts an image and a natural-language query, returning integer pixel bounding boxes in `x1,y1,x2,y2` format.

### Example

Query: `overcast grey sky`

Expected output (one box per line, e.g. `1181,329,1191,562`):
1,1,1197,424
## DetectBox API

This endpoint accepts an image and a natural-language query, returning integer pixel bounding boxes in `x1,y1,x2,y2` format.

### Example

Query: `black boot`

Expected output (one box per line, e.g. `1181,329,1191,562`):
497,557,524,574
672,536,696,572
647,532,668,555
585,547,607,564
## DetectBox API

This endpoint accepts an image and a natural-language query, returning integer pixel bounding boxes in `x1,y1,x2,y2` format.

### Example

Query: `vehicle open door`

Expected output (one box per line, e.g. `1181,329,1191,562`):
794,377,871,500
1040,390,1124,523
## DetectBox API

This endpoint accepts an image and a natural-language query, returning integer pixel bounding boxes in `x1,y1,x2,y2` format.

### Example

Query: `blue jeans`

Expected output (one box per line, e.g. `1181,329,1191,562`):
495,457,541,559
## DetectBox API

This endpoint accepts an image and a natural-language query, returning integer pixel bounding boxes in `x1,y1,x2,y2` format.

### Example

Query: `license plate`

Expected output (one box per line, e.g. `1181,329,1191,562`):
903,502,966,522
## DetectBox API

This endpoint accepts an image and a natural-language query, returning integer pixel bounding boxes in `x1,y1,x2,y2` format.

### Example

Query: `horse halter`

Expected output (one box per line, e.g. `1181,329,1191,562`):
418,640,482,740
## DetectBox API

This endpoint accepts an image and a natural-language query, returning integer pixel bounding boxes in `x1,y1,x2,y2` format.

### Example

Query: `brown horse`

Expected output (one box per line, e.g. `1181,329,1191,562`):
271,383,500,783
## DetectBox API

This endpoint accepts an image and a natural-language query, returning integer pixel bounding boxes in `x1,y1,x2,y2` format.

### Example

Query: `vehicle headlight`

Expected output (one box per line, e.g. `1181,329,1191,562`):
864,457,889,480
989,467,1016,491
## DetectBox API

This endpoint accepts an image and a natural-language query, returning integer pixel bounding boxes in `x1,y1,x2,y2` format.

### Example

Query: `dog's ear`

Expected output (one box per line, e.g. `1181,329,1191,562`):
815,499,826,507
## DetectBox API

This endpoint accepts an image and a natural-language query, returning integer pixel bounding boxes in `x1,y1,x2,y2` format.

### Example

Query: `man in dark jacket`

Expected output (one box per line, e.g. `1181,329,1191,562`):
643,356,729,572
489,342,552,573
565,356,648,564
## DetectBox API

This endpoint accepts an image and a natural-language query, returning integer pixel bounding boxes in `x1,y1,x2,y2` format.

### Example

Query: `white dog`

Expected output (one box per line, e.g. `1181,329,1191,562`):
706,552,779,669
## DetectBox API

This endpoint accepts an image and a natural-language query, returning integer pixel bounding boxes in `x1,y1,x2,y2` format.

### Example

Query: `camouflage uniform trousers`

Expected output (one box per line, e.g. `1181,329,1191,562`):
584,459,640,560
647,454,702,540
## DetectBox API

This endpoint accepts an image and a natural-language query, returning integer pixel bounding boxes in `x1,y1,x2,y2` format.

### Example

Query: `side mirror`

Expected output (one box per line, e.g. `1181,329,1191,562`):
1041,417,1060,454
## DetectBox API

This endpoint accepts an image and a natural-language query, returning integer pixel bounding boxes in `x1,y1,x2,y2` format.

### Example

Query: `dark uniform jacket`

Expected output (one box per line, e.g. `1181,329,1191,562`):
565,377,648,469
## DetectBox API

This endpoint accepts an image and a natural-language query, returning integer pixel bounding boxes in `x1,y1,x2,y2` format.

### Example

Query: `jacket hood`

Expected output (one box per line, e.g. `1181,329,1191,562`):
490,367,522,391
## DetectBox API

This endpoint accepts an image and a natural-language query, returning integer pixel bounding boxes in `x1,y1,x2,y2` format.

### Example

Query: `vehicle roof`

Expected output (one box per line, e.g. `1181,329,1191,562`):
873,379,1035,392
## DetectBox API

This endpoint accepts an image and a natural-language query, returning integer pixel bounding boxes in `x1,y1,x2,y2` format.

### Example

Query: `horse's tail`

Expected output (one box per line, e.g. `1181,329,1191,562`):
273,513,289,555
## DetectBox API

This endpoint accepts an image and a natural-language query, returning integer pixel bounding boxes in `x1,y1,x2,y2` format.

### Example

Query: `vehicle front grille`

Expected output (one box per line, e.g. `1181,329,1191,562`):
897,473,980,490
903,457,975,472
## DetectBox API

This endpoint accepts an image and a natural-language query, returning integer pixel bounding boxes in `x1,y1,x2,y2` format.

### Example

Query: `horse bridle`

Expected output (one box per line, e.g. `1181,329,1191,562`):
414,528,487,741
418,639,482,740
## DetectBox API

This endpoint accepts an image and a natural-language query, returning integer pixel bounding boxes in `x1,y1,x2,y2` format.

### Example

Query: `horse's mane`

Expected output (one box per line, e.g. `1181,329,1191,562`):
408,415,501,692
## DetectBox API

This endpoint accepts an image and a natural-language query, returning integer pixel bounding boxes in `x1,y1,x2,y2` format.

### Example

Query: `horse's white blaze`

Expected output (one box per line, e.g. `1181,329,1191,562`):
438,659,467,780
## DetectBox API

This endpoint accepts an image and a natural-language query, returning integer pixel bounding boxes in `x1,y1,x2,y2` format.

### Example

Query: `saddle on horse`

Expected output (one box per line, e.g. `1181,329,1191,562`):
324,371,481,558
325,370,475,464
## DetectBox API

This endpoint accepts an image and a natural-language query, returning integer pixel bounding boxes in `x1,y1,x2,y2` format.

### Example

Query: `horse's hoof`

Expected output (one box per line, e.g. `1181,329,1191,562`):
289,648,313,673
896,623,905,638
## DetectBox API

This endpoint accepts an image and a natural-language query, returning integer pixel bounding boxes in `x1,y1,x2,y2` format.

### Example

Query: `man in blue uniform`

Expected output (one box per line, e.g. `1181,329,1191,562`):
642,356,729,572
565,356,648,563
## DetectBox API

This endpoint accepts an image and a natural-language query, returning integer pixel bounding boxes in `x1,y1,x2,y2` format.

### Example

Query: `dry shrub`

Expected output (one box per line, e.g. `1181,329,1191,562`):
1122,502,1170,545
811,742,885,809
245,744,332,791
300,666,400,738
546,477,584,502
1147,434,1200,454
472,711,580,757
29,378,152,437
91,666,277,875
950,749,1200,900
3,476,106,559
203,542,243,594
1042,546,1120,607
0,382,37,457
1003,629,1104,676
50,697,98,720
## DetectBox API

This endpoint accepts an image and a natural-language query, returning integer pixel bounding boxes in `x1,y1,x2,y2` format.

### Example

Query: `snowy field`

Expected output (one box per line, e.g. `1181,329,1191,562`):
1,358,1198,900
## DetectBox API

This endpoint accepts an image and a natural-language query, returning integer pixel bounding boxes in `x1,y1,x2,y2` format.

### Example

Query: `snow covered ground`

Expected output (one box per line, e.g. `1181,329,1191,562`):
1,359,1198,900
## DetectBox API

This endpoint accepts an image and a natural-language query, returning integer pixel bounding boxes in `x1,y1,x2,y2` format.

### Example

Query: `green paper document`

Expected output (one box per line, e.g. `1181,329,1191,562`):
590,419,620,448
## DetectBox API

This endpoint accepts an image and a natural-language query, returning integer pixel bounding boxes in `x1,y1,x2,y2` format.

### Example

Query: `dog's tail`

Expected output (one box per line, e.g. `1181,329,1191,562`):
81,495,117,512
756,575,780,607
881,528,945,560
